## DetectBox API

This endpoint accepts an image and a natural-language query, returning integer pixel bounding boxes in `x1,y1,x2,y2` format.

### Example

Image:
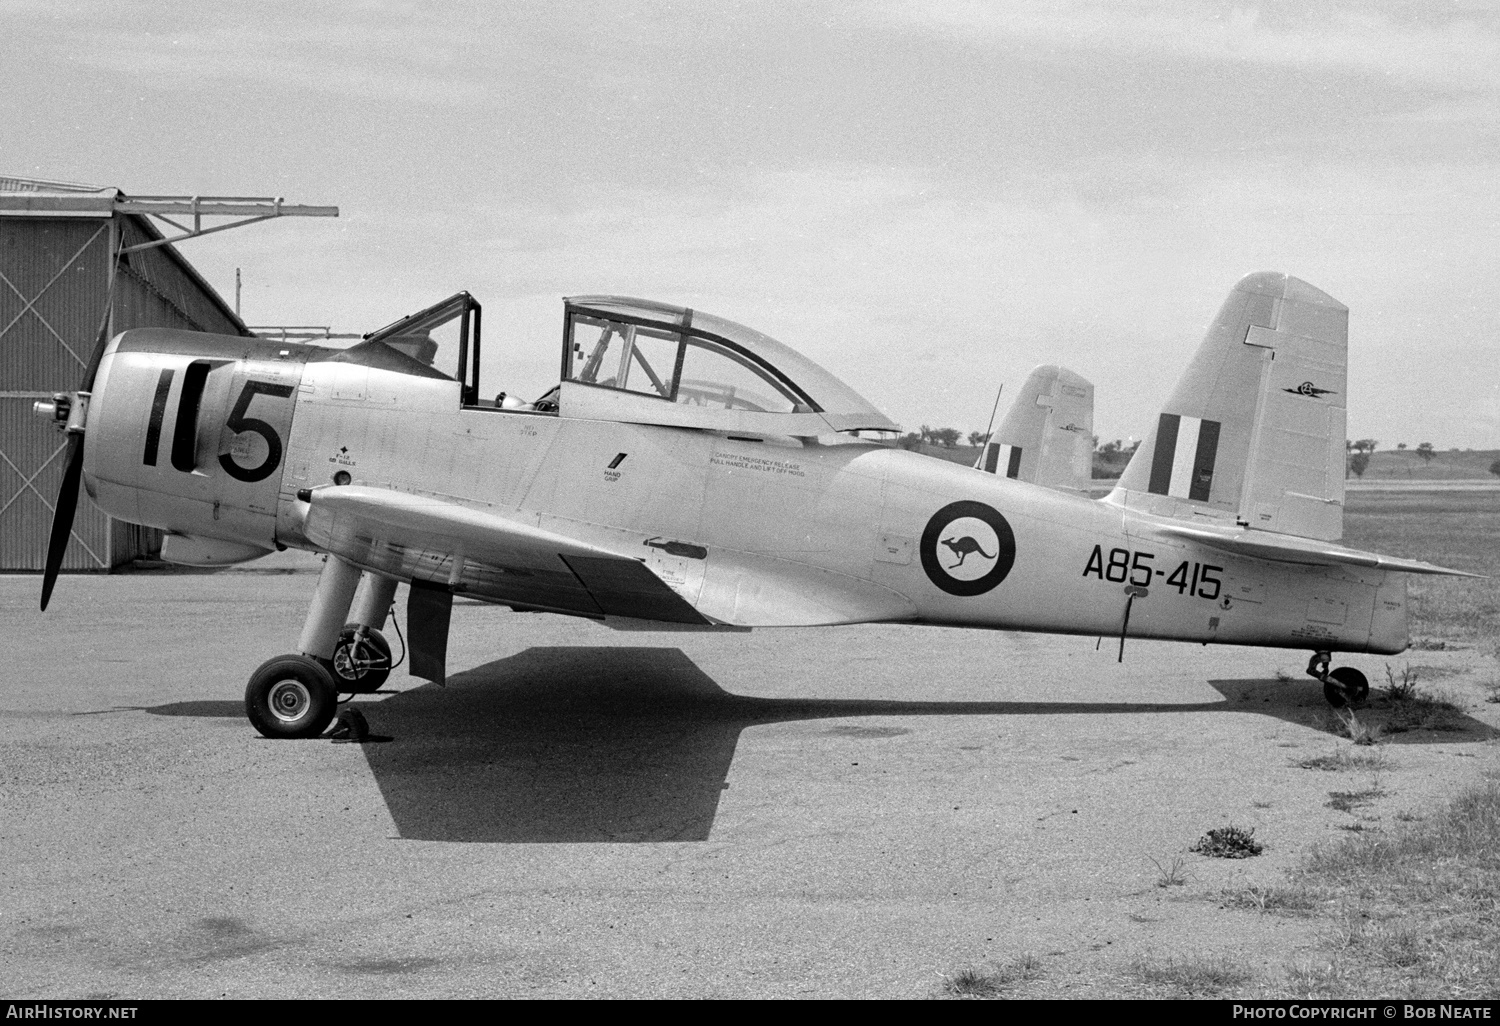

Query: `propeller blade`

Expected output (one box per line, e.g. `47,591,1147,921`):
40,433,85,611
77,284,117,393
39,241,121,611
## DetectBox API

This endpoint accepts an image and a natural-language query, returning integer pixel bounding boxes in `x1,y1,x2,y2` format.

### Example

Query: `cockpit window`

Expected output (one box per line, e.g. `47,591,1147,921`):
565,310,810,414
568,316,681,399
676,338,804,413
341,292,481,402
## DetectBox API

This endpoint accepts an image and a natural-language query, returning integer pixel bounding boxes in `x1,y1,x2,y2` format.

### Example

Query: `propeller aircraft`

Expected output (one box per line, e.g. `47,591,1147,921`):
34,272,1473,738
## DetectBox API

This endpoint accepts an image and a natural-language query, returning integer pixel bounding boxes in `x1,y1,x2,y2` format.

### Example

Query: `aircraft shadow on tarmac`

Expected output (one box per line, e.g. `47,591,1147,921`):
143,647,1496,844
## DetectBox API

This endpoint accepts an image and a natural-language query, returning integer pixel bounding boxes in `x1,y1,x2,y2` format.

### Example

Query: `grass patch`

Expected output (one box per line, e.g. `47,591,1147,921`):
1296,747,1389,772
1408,664,1466,680
1129,954,1255,996
1274,777,1500,998
1191,825,1263,858
1221,882,1322,914
1313,709,1384,745
1311,672,1469,738
1326,787,1385,813
1342,711,1383,746
942,954,1043,998
1409,638,1454,651
1342,492,1500,644
1384,686,1465,733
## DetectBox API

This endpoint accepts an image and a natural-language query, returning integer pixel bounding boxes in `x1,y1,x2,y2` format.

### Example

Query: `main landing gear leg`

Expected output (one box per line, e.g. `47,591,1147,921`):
245,555,362,738
329,573,398,694
1306,649,1370,709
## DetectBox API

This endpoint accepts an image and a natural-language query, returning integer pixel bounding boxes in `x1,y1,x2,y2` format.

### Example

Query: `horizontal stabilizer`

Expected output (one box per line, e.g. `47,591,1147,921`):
1153,521,1480,577
976,365,1094,495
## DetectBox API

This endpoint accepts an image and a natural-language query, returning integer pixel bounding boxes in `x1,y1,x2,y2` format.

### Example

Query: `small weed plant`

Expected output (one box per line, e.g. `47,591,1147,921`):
1338,710,1383,746
1191,825,1263,859
1384,663,1420,701
1149,854,1187,888
1315,709,1383,745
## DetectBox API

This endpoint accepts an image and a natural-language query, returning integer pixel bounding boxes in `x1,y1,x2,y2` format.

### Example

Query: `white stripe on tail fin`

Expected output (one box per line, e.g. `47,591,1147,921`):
976,365,1094,496
1110,272,1348,541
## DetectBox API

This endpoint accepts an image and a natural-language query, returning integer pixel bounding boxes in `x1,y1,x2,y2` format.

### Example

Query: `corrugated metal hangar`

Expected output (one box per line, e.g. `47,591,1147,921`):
0,176,335,572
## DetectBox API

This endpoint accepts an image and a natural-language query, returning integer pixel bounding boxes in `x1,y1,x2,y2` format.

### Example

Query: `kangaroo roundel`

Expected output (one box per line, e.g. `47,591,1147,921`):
920,500,1017,596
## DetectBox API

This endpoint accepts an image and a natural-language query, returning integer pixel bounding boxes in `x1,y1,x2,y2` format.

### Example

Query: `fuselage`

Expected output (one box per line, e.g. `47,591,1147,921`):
82,329,1408,655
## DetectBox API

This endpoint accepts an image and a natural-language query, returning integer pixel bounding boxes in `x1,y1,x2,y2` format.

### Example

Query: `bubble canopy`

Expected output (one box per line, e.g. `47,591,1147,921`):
561,296,899,434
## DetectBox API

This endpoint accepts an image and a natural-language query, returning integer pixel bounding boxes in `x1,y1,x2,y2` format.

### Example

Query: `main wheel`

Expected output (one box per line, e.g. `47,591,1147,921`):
1322,666,1370,708
328,625,392,694
246,654,339,738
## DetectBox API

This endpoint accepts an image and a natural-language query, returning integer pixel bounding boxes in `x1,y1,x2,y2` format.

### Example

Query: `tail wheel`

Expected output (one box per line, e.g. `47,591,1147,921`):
246,655,339,738
328,624,392,694
1323,666,1370,708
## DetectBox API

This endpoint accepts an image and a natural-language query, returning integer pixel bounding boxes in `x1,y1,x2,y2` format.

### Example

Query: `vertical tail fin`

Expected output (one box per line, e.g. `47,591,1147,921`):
1111,272,1348,540
977,365,1094,496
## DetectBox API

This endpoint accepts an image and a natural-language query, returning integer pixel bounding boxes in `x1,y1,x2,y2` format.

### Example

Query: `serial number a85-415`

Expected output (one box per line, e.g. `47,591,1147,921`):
1082,545,1223,600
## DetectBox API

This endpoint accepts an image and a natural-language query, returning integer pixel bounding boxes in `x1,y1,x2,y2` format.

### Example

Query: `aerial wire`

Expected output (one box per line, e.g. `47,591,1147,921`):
972,383,1004,470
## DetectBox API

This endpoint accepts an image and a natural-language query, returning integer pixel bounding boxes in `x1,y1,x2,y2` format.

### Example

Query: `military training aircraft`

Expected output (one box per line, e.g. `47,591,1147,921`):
34,271,1474,738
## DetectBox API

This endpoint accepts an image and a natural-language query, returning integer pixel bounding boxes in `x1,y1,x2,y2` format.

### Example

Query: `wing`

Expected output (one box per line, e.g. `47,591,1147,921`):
298,485,713,623
1152,520,1480,577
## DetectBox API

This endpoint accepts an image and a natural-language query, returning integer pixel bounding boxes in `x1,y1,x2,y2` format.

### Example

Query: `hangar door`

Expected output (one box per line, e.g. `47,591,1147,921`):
0,217,116,571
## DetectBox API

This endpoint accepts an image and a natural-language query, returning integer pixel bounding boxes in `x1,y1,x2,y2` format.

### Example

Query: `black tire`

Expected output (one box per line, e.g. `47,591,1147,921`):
1323,666,1370,708
328,624,392,694
246,654,339,738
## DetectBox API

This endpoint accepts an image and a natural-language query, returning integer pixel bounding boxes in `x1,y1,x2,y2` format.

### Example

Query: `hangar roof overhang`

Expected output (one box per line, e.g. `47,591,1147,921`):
1,175,339,338
0,175,337,251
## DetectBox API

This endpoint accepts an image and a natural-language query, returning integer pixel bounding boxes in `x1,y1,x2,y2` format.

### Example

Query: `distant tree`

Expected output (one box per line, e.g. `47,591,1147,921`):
1352,438,1379,454
918,424,932,444
1348,452,1370,478
1396,442,1407,450
1098,439,1122,456
898,432,923,451
931,427,961,449
968,431,991,447
1124,440,1140,456
1416,441,1436,462
1490,458,1500,478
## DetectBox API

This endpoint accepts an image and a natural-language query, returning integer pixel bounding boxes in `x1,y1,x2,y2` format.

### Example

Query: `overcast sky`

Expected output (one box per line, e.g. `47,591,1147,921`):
6,0,1497,448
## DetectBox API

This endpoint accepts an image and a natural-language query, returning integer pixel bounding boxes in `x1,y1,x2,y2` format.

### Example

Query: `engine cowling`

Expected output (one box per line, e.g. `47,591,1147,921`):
84,328,314,555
